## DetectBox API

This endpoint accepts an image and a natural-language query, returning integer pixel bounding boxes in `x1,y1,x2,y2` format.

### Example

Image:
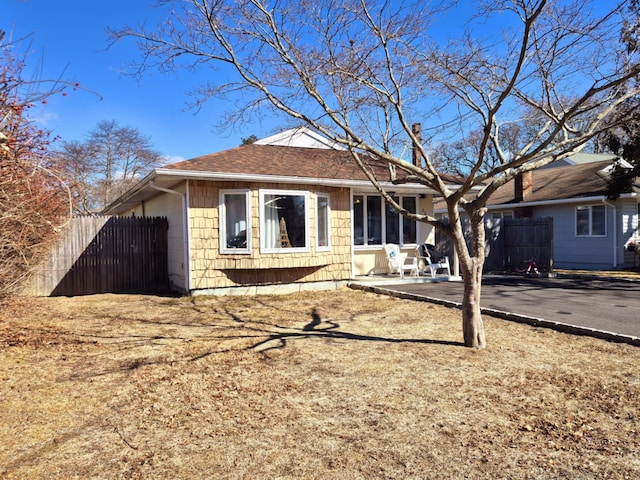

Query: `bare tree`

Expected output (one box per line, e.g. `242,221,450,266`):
0,30,72,296
59,120,166,212
113,0,640,348
602,0,640,199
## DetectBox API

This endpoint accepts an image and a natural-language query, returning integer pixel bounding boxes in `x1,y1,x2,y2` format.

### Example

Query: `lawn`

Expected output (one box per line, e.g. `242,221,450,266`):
1,288,639,479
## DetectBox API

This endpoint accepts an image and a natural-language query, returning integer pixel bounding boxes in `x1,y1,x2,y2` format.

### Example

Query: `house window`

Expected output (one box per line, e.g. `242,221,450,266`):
219,190,251,254
316,193,331,250
353,193,417,246
260,190,309,253
491,211,513,220
402,197,417,244
354,195,365,245
368,196,383,245
385,197,400,244
576,205,606,237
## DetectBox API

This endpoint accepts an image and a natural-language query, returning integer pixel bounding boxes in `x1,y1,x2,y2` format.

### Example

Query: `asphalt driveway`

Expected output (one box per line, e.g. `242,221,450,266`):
359,275,640,345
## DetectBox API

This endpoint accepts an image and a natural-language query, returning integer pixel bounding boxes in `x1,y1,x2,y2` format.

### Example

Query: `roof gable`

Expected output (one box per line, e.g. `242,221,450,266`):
254,127,345,150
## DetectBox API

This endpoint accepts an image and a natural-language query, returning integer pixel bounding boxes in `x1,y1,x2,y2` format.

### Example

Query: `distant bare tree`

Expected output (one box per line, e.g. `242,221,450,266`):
56,140,97,214
113,0,640,348
59,120,165,212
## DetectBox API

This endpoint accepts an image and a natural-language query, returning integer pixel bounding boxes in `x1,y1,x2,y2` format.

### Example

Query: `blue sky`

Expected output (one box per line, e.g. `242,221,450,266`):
4,0,617,164
5,0,265,162
5,0,482,163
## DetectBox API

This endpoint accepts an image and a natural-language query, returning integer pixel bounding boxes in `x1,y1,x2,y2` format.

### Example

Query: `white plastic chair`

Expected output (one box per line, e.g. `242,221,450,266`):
383,244,419,278
416,243,451,278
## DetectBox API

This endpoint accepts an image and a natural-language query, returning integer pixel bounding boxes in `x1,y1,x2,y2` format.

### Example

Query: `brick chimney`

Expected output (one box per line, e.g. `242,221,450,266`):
411,123,422,167
514,170,533,202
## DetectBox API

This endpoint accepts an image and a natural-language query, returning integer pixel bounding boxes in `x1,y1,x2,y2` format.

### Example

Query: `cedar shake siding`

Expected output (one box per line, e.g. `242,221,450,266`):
188,180,352,291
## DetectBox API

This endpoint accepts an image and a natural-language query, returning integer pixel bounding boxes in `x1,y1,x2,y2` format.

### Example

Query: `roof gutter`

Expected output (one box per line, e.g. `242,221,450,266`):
149,181,192,293
106,166,469,216
485,192,638,210
436,194,631,215
102,169,158,215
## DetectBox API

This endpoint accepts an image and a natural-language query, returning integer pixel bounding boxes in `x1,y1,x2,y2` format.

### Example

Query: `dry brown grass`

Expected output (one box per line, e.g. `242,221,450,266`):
1,288,639,479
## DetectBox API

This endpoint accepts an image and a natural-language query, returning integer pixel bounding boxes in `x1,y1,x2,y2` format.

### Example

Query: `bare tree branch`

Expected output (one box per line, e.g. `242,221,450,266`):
110,0,640,348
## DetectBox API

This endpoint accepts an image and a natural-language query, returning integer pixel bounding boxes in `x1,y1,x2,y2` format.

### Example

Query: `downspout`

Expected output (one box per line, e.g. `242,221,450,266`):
150,181,192,293
350,188,356,279
603,198,618,268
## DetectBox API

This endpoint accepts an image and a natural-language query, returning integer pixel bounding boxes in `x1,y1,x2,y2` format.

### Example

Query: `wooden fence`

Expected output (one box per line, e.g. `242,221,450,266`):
28,216,168,296
436,217,554,272
501,217,554,271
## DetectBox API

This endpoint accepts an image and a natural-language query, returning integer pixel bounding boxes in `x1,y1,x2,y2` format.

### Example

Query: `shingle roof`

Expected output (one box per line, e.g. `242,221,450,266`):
162,143,465,185
488,159,614,205
163,144,387,181
432,159,637,212
106,142,469,215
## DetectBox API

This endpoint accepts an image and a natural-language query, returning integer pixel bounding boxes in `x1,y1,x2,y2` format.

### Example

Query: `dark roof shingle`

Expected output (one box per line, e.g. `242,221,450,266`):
164,144,389,181
488,160,614,205
163,143,465,185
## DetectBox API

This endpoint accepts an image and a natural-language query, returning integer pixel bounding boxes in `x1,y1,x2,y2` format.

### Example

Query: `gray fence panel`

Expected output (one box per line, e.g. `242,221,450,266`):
29,216,168,296
435,216,553,273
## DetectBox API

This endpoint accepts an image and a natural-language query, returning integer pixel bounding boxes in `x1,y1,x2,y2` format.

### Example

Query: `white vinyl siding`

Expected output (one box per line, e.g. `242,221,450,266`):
140,184,187,291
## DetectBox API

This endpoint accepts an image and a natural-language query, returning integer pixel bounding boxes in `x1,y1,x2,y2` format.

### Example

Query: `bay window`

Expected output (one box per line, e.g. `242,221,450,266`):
260,190,309,253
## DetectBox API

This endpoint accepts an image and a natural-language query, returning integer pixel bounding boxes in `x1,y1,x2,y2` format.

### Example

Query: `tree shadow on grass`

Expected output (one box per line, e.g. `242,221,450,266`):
55,299,464,380
191,307,463,360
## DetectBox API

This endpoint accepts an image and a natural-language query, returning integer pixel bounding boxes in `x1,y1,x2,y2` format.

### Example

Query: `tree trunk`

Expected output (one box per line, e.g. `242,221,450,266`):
456,207,487,349
461,262,486,349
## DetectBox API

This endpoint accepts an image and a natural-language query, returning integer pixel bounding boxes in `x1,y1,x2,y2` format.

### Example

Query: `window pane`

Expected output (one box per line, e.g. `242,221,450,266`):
354,195,364,245
385,197,400,245
224,193,247,249
592,205,606,235
264,193,306,248
402,197,417,244
367,196,382,245
576,206,589,236
317,195,330,247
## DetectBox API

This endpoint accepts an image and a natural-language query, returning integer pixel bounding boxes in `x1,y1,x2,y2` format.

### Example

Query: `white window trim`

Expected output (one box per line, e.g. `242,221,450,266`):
352,193,418,248
575,204,607,237
259,189,310,254
219,189,252,254
315,192,331,251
